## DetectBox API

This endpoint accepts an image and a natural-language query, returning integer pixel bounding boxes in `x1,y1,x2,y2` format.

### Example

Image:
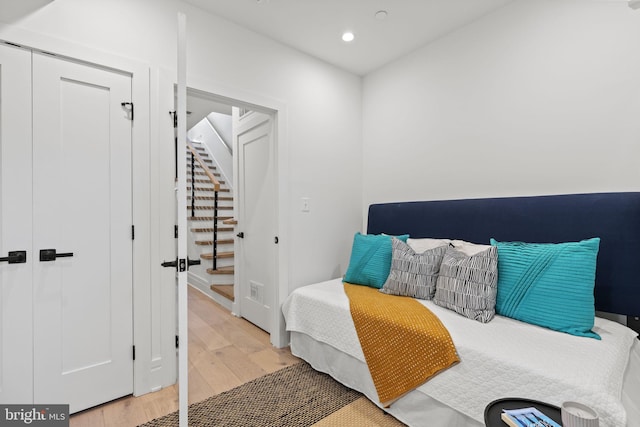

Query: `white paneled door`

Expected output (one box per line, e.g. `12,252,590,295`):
235,110,275,333
0,44,134,413
0,43,34,405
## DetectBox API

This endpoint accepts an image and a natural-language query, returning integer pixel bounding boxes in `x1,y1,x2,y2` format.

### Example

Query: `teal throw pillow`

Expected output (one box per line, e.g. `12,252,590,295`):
344,233,409,289
491,237,601,339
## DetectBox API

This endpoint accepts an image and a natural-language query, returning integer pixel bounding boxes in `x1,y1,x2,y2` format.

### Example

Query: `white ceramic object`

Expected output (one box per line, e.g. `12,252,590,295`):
561,401,599,427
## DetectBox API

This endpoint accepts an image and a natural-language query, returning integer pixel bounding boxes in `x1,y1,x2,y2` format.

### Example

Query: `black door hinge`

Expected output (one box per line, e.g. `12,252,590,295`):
169,110,177,128
174,225,179,239
132,345,136,361
121,102,134,121
175,335,179,349
131,225,135,240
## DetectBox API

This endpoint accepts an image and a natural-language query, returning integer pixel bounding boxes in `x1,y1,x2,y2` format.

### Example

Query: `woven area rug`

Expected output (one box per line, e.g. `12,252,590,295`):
139,362,405,427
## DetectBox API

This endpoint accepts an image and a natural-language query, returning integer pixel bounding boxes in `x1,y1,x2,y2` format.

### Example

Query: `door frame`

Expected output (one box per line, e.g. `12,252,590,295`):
0,28,169,396
184,75,289,348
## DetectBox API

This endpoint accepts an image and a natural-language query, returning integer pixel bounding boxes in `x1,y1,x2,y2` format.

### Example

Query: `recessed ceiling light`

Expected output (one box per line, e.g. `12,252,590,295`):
375,10,388,20
342,32,355,42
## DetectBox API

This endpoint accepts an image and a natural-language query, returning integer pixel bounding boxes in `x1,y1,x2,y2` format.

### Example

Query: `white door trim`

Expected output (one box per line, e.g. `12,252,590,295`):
185,75,290,348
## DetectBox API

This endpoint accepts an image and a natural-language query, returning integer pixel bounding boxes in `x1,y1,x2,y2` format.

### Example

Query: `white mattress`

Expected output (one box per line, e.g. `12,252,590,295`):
282,279,640,427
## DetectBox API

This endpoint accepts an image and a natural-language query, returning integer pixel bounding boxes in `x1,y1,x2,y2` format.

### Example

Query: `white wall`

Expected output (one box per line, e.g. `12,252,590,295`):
0,0,362,386
188,118,233,188
363,0,640,213
0,0,362,282
207,112,233,151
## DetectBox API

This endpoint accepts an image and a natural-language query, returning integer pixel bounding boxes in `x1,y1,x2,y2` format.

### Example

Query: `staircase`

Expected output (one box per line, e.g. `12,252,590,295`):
186,140,235,303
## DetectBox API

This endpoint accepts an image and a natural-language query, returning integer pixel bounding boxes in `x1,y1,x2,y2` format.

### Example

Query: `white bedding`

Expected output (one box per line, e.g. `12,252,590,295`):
282,279,640,427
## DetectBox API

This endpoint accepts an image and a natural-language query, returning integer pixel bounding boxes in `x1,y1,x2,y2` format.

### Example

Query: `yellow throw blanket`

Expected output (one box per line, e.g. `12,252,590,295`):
344,283,459,406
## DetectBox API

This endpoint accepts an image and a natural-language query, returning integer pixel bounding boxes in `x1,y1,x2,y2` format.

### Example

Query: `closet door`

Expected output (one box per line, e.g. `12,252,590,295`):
32,53,134,412
0,43,33,404
235,110,276,333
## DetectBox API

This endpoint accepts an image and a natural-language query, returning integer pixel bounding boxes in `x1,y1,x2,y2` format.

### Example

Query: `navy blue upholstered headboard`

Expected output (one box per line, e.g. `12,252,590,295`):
367,192,640,316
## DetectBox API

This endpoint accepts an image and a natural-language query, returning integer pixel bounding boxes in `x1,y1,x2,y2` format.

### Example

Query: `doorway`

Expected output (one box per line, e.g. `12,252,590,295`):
183,90,236,309
186,88,277,332
182,88,278,334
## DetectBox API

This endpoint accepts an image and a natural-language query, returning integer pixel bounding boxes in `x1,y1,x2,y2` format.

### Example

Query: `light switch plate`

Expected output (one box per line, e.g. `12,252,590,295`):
301,197,310,212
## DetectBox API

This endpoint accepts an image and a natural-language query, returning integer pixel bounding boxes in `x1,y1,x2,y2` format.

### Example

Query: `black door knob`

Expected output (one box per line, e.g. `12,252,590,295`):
161,259,178,268
39,249,73,262
0,251,27,264
161,257,201,270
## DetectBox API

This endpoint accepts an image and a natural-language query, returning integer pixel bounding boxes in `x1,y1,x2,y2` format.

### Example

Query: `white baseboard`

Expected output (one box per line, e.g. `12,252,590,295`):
187,272,233,311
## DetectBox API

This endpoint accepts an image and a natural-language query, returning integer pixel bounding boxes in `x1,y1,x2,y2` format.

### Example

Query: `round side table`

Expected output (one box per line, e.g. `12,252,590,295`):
484,397,562,427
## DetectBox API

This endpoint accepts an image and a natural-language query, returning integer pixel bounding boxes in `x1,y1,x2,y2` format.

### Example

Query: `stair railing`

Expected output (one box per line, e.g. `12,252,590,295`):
187,141,221,271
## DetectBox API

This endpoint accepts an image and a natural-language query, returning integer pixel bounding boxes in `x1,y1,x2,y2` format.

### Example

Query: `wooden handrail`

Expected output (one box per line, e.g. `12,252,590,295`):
186,142,220,191
186,141,225,271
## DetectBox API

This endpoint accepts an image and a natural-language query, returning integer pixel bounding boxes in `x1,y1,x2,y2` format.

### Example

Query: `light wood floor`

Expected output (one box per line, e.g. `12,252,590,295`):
70,285,300,427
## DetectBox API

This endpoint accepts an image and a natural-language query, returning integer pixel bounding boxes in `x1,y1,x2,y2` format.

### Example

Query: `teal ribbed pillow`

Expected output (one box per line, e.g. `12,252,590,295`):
491,237,601,339
344,233,409,288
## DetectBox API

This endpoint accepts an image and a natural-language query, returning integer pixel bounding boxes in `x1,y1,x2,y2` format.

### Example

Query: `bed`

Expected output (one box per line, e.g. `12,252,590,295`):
282,192,640,427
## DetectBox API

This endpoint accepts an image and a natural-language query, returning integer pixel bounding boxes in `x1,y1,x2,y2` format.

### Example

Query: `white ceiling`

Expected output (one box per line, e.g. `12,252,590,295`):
184,0,515,76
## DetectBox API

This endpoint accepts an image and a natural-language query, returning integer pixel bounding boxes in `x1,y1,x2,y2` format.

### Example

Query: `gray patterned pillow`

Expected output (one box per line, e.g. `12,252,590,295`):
380,237,447,299
433,245,498,323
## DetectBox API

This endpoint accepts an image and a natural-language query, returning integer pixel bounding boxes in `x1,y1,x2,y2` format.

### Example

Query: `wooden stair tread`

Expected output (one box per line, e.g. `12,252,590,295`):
189,164,217,171
207,266,234,275
189,216,233,221
187,206,233,211
187,179,226,184
200,251,234,260
210,284,235,302
188,196,233,201
195,238,234,246
187,159,214,165
191,227,233,233
187,158,213,164
187,187,230,192
187,178,225,183
194,171,221,177
222,218,238,225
